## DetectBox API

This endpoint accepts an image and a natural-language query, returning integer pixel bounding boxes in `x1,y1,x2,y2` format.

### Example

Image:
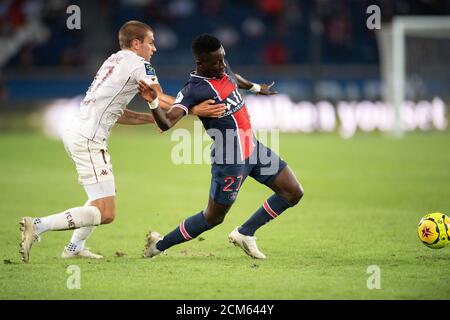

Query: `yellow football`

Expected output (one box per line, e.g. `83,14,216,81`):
417,212,450,249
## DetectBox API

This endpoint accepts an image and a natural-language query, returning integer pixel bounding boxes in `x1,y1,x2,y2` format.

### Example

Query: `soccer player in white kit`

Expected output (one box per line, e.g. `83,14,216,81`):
19,21,225,263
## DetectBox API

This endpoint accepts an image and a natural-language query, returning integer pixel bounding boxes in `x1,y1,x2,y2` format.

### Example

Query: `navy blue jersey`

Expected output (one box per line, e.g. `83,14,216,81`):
172,63,256,164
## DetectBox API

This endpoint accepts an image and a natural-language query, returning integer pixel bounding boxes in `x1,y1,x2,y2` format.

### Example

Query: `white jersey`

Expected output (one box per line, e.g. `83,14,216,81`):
69,50,159,143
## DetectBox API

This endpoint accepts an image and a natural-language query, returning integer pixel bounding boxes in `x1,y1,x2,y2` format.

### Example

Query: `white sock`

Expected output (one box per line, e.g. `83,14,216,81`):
66,200,96,253
33,206,101,235
66,226,96,253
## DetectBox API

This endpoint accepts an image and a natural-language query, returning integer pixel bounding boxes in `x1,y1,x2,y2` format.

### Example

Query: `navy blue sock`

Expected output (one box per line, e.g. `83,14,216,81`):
156,211,213,251
239,194,293,236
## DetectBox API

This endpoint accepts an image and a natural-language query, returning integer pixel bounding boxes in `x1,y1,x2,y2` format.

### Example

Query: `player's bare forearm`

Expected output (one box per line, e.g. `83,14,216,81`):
235,73,277,95
157,92,225,118
138,80,185,131
150,106,184,131
117,109,154,125
158,93,175,110
150,84,175,111
191,100,227,118
234,74,254,90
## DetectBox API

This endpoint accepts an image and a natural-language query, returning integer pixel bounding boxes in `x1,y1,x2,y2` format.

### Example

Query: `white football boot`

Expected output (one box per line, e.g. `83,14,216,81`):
228,227,266,259
61,247,103,259
19,217,41,263
143,231,163,258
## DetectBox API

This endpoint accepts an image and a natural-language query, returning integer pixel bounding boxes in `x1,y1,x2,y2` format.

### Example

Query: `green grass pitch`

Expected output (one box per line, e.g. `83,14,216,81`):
1,121,449,299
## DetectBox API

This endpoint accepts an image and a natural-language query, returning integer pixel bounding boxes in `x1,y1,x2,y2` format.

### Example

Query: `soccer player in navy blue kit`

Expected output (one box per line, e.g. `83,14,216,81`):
139,34,303,259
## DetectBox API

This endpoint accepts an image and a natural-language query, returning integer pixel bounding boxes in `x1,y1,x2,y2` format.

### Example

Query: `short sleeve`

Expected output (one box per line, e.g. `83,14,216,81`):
132,61,159,85
171,85,197,116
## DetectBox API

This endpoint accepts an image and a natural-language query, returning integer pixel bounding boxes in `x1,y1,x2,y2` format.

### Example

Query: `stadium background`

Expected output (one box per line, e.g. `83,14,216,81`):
1,0,450,300
2,0,450,107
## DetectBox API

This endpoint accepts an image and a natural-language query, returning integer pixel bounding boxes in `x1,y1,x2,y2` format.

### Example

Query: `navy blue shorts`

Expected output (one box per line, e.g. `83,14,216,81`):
210,141,287,206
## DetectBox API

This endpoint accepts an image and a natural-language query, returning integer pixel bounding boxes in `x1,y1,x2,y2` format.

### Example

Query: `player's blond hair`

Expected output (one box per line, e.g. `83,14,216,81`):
118,21,153,49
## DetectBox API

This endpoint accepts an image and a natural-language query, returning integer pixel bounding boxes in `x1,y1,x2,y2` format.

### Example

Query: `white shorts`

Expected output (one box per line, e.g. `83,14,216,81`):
63,129,116,193
83,180,116,201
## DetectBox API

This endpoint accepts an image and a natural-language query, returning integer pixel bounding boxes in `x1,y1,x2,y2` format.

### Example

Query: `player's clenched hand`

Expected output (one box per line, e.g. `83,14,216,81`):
138,80,158,102
191,99,227,118
259,81,278,95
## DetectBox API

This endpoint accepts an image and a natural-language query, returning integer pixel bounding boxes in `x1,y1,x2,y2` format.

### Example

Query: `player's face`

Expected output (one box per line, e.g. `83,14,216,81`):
199,46,226,78
136,31,157,61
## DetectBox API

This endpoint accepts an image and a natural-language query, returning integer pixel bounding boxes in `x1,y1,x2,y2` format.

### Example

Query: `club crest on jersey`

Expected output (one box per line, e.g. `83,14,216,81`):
229,192,238,201
144,63,156,76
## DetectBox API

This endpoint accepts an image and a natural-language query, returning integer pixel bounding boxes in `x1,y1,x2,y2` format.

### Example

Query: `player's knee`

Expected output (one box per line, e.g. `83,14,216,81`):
292,183,304,205
285,183,304,206
100,209,116,224
101,213,115,224
91,198,115,224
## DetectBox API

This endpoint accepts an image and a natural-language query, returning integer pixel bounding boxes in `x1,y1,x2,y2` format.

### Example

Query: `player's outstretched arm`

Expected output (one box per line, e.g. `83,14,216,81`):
151,84,225,117
191,100,226,118
117,109,154,125
234,73,278,95
138,80,184,131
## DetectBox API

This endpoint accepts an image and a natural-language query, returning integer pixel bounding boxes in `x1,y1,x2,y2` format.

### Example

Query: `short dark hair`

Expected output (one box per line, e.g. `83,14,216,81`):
118,20,153,49
192,34,221,57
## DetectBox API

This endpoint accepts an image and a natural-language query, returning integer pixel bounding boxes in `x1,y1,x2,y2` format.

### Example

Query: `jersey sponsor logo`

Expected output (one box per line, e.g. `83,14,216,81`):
220,89,245,118
144,63,156,76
